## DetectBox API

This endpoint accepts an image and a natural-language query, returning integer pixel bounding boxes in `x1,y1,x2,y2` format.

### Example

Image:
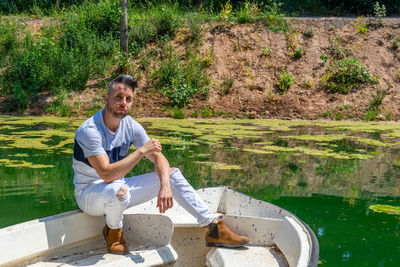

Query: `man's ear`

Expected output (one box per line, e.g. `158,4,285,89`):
104,93,108,102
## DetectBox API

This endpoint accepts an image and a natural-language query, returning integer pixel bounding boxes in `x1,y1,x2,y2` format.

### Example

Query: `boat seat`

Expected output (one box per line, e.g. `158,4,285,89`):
206,246,288,267
205,215,289,267
2,213,178,267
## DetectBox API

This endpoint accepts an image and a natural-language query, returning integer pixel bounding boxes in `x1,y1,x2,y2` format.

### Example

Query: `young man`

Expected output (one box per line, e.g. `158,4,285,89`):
72,75,249,253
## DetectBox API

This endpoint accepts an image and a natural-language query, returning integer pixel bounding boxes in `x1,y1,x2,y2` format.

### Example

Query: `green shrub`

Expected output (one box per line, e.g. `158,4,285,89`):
0,22,19,66
187,17,202,46
173,106,185,119
328,39,352,59
220,77,234,95
153,42,209,107
45,92,73,117
365,110,380,121
392,35,400,50
373,1,387,26
201,104,213,118
236,1,261,24
320,54,328,64
369,88,386,110
276,69,294,93
162,74,197,107
353,16,368,34
293,46,304,59
303,27,314,38
261,47,272,57
73,0,120,38
0,2,119,111
153,7,182,41
321,58,379,94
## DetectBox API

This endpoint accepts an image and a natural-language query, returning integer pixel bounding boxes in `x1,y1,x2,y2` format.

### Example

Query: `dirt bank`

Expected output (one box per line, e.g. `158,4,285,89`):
24,17,400,120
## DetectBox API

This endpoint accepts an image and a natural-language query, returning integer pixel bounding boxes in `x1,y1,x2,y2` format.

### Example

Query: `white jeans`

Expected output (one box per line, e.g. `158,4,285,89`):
75,168,215,229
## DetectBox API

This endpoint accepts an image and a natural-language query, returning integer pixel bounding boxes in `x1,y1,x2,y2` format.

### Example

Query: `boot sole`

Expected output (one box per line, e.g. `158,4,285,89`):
206,241,249,248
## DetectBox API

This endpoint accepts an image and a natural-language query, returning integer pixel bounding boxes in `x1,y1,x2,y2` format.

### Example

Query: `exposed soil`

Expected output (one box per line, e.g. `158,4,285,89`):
16,18,400,120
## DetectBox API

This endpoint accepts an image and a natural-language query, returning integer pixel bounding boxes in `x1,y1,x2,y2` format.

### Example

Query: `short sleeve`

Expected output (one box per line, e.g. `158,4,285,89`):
75,126,106,158
131,119,150,149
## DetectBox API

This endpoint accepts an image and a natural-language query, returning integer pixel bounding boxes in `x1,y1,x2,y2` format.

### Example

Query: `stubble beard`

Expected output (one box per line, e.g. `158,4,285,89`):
105,102,128,119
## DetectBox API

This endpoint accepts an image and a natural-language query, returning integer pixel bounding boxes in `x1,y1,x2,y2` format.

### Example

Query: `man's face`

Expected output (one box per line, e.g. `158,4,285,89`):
104,83,134,119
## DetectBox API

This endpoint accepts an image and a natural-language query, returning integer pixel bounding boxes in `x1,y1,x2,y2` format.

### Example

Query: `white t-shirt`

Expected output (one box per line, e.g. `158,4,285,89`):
72,109,150,194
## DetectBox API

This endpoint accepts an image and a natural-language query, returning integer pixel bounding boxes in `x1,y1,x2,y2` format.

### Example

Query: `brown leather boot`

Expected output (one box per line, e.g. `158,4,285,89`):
103,225,128,254
205,221,250,248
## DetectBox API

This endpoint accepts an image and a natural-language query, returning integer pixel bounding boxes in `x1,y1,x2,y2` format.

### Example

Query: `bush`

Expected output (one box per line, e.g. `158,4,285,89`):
303,27,314,38
276,69,294,93
328,38,352,59
162,74,197,107
153,43,209,107
368,87,386,111
153,7,182,40
0,22,19,67
173,106,185,119
236,1,261,24
0,1,119,111
73,0,120,38
293,46,304,59
220,77,235,95
322,58,379,94
373,1,386,26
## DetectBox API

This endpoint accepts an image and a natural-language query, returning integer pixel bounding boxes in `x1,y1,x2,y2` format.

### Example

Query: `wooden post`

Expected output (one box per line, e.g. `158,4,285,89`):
120,0,128,54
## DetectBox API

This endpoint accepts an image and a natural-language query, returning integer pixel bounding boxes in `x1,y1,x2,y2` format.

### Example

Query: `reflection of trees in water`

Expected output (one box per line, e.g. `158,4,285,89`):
173,140,400,200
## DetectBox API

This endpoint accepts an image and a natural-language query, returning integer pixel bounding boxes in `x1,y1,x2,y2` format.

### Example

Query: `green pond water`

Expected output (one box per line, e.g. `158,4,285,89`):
1,116,400,266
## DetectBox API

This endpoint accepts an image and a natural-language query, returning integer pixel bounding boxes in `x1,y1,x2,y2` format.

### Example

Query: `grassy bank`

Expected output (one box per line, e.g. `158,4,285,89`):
0,0,287,114
0,0,397,121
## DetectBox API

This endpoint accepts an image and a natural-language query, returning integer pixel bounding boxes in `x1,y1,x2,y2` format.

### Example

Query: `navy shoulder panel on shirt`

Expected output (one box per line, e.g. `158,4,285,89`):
73,138,92,167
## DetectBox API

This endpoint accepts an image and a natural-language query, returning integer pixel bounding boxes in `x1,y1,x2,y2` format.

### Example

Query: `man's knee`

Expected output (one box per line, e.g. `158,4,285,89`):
116,185,129,202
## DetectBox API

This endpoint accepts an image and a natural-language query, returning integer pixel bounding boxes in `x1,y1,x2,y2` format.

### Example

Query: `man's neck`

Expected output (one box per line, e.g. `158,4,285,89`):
102,109,121,132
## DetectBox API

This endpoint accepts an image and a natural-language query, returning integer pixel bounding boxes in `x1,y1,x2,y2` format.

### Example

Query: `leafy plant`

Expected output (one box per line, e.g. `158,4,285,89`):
365,110,380,121
161,74,196,108
353,16,368,34
173,106,185,119
187,17,202,46
201,104,213,118
219,0,232,21
153,42,209,107
236,1,261,24
45,92,73,117
303,27,314,38
293,46,305,59
320,54,328,64
220,77,234,95
276,69,294,93
368,87,386,112
261,47,272,57
373,1,386,26
321,58,379,94
302,80,313,89
200,47,214,67
261,1,288,33
153,7,182,41
328,39,352,59
392,35,400,50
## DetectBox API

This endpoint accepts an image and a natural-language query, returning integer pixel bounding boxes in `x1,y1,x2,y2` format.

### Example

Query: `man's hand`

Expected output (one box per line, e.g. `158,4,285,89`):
139,139,162,156
157,185,173,213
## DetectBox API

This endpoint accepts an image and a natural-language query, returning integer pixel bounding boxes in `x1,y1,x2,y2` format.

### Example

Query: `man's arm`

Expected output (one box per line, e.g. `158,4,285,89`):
87,139,162,183
146,152,174,213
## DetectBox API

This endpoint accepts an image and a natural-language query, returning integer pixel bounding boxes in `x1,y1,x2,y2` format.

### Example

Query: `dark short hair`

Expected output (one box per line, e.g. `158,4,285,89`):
108,75,138,95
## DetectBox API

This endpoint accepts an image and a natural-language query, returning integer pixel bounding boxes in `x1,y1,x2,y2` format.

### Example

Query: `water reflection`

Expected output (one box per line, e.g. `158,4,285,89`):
1,116,400,266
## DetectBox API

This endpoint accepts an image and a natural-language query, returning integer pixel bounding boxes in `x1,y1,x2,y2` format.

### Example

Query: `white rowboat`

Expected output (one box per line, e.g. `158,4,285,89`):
0,187,319,267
